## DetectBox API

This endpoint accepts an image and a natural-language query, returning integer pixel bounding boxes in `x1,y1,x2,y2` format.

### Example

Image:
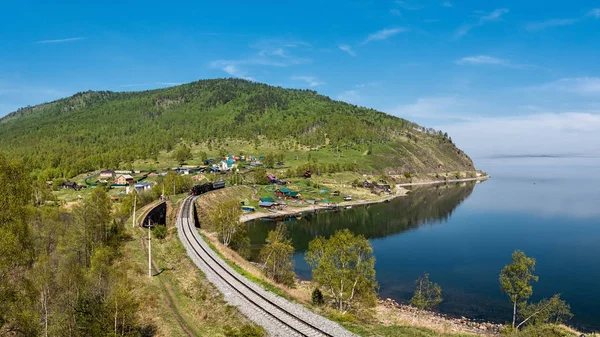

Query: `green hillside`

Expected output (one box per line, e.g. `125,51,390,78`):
0,78,473,178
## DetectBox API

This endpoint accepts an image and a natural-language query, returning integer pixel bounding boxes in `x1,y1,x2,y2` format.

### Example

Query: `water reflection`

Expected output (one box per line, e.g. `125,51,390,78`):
247,181,476,253
245,158,600,331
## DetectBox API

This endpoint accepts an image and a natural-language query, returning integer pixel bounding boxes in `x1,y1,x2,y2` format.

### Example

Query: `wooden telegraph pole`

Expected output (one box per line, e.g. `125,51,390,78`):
148,220,152,278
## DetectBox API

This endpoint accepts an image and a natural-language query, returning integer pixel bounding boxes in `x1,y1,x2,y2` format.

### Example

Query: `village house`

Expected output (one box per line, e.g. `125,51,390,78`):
115,174,134,185
61,181,80,191
176,167,192,175
99,170,114,179
275,187,301,200
126,181,154,194
258,201,277,209
220,159,235,171
267,173,278,184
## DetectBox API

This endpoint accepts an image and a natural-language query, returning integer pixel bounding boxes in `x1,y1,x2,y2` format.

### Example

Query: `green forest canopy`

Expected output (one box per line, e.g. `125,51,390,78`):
0,78,473,178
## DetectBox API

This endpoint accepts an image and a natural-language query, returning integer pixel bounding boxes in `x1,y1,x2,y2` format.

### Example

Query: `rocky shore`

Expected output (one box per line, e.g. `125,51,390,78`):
378,297,502,336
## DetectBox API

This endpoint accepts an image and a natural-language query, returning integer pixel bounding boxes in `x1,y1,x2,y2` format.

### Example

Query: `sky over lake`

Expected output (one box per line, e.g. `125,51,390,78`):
1,0,599,157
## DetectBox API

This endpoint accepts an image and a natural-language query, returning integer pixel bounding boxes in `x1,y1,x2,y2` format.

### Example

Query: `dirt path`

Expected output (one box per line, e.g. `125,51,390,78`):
135,202,197,337
138,232,196,337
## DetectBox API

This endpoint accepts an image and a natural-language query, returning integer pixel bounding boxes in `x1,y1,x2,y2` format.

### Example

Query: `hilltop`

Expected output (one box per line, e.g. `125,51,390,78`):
0,78,474,178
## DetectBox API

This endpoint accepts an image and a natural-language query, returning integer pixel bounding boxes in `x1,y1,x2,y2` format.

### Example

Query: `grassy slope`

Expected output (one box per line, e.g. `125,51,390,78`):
121,199,263,336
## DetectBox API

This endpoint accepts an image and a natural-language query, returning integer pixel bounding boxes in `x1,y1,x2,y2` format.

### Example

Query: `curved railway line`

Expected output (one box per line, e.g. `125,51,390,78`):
177,196,355,337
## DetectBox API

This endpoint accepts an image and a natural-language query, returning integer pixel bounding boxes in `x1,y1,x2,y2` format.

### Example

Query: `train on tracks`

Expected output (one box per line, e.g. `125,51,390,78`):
190,181,226,196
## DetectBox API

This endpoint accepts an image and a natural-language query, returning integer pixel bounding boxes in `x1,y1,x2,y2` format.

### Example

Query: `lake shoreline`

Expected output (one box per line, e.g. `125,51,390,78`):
240,175,489,223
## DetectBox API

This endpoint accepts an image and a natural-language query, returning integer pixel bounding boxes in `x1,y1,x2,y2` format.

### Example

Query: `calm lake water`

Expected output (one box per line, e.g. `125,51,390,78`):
247,157,600,331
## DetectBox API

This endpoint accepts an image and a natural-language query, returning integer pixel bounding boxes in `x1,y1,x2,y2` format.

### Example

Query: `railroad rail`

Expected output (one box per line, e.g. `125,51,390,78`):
177,196,355,337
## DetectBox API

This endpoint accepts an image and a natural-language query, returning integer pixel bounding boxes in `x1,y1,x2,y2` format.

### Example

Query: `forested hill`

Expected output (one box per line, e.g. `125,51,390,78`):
0,78,474,178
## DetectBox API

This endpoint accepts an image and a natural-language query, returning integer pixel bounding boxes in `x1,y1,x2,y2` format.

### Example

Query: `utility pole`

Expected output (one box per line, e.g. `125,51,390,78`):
148,220,152,278
132,194,137,228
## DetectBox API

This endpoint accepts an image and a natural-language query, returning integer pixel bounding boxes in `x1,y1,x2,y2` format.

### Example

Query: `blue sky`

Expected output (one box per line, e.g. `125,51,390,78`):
1,0,600,157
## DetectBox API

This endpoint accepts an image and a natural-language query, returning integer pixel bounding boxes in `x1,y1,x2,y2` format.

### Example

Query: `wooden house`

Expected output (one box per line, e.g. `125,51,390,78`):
115,174,134,185
61,181,80,191
99,170,114,179
275,187,301,200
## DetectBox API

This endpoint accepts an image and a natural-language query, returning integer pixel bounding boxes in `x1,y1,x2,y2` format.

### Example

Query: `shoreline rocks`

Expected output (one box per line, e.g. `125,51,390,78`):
378,298,503,335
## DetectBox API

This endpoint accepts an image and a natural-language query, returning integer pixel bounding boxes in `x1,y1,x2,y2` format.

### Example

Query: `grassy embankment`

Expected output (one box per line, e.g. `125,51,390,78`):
118,195,264,337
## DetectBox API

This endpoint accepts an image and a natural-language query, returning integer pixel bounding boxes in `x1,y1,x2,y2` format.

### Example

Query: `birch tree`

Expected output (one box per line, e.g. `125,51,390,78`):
499,250,539,329
259,223,295,286
206,198,243,247
306,229,377,314
410,273,443,311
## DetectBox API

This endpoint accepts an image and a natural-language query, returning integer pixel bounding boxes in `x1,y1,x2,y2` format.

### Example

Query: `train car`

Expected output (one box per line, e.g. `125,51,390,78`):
191,183,210,196
191,181,226,196
212,181,225,190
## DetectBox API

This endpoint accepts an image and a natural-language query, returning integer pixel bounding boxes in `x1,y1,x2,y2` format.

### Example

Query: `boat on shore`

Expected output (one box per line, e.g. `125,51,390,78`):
242,206,255,212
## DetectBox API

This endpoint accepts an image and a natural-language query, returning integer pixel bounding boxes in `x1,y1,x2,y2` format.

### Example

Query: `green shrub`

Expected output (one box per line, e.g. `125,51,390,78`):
153,225,167,240
312,288,324,306
224,324,265,337
501,324,578,337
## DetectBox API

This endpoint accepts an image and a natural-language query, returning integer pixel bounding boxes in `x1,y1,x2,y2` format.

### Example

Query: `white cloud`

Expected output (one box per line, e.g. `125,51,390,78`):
0,89,20,95
480,8,510,22
442,1,452,8
34,37,85,44
209,61,256,81
537,77,600,96
395,0,423,10
526,9,600,31
251,39,310,59
390,9,402,16
336,90,361,104
455,8,509,38
526,18,578,31
362,27,406,45
222,64,256,81
338,44,356,56
355,81,382,88
290,76,324,87
456,55,508,65
439,112,600,158
210,39,311,79
390,96,477,122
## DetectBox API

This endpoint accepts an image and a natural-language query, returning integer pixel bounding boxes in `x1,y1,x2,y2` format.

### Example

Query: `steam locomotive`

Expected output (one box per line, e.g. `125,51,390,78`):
190,181,226,196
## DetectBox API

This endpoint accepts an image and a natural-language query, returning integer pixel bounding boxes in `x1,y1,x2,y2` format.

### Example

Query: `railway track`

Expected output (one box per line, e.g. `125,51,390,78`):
177,196,355,337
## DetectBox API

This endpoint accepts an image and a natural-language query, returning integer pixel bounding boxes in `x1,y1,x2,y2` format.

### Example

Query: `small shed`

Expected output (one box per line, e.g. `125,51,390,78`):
100,170,115,179
258,201,277,209
62,181,80,190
